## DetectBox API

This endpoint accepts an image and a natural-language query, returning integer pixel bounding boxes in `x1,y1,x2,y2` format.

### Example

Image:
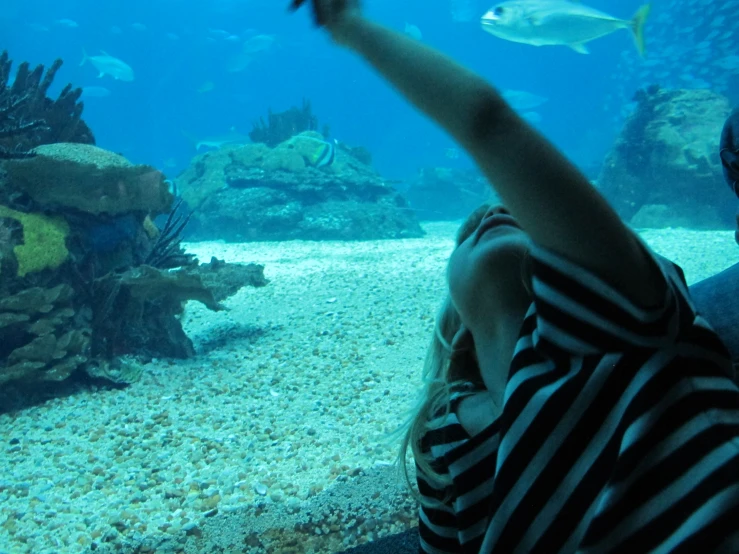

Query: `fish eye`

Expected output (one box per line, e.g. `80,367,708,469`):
494,6,505,15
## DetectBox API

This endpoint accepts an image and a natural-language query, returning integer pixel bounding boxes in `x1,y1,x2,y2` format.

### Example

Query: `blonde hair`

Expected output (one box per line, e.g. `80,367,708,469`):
396,204,490,506
396,203,532,508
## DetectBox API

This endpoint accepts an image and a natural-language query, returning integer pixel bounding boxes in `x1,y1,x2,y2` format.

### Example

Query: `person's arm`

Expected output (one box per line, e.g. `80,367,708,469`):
719,108,739,245
333,15,665,308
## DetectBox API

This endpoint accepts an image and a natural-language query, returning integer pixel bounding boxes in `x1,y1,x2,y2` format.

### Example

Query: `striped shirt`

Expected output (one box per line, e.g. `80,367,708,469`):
417,240,739,554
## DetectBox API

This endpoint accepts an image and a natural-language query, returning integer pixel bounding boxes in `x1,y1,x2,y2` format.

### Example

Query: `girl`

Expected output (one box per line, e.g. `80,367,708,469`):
290,1,739,552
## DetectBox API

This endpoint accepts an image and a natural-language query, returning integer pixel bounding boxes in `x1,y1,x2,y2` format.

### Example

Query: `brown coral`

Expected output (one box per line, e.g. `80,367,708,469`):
3,143,173,215
0,50,94,158
0,284,90,385
249,99,324,147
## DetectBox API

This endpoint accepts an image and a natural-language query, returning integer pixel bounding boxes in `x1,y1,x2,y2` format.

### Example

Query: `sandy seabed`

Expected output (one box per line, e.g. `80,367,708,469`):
1,222,738,554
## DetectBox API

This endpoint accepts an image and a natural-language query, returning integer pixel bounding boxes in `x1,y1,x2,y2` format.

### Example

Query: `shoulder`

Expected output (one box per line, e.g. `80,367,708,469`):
457,391,500,437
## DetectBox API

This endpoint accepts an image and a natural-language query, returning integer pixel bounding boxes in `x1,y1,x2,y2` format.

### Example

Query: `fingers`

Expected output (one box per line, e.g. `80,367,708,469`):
288,0,326,27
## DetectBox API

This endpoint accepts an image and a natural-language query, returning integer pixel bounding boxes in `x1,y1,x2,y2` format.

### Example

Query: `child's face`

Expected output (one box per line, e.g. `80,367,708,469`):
447,204,531,326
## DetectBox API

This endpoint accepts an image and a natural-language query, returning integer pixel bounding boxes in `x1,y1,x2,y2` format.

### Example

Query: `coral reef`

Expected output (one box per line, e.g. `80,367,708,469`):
0,50,94,159
249,99,327,147
0,205,70,277
0,141,268,391
0,284,90,385
597,87,733,228
404,167,498,221
175,132,424,241
3,143,171,215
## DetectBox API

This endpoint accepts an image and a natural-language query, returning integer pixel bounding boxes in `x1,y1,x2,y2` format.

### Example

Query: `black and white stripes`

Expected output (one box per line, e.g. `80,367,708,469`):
418,240,739,553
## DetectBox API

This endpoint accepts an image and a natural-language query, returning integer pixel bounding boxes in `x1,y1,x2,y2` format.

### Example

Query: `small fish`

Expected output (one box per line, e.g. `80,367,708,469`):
404,23,423,41
226,34,278,72
196,81,216,94
166,32,180,41
184,128,251,151
445,147,461,160
501,89,548,111
131,22,147,32
241,34,278,54
80,50,135,81
481,1,651,56
208,28,230,39
521,111,542,124
54,19,79,28
164,179,178,197
81,86,112,98
289,135,336,168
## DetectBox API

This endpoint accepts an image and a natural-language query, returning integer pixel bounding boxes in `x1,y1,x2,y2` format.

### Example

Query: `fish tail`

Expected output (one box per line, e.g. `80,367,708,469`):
630,4,651,57
79,47,88,67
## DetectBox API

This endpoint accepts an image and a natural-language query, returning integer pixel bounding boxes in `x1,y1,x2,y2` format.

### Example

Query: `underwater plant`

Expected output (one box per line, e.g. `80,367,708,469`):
0,50,94,159
249,98,328,147
144,198,196,269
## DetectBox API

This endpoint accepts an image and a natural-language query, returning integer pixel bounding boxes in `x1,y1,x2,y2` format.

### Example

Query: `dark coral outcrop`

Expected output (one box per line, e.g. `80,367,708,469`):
597,87,733,229
176,132,424,241
249,99,326,147
0,142,268,393
0,50,94,159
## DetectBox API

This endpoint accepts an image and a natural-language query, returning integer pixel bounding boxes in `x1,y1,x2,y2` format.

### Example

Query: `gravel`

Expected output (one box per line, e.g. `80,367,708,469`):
0,222,737,553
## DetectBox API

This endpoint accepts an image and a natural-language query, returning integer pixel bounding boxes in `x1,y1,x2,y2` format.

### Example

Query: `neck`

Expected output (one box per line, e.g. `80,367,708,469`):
471,294,530,406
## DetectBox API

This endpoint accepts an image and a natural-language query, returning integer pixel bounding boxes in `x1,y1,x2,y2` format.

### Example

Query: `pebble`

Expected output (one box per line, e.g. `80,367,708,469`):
0,224,735,553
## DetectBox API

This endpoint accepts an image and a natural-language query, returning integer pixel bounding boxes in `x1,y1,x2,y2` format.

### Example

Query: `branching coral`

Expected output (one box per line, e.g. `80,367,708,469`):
144,198,196,269
249,98,324,147
0,50,94,158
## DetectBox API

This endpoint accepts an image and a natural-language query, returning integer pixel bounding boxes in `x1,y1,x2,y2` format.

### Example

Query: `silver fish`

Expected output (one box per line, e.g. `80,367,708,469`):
81,86,112,98
80,50,135,81
481,1,651,55
182,128,251,151
501,89,548,110
226,34,278,72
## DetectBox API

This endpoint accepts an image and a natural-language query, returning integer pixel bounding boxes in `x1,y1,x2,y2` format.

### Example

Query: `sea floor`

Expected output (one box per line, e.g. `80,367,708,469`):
1,222,738,554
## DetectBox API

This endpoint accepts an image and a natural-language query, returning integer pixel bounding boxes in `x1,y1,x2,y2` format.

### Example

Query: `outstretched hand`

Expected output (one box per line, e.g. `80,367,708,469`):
288,0,361,30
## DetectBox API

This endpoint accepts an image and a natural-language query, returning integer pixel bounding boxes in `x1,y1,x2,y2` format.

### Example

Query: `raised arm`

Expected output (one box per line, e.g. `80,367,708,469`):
292,1,665,308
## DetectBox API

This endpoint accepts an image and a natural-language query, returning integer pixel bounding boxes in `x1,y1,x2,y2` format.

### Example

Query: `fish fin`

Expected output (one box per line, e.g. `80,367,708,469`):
79,48,88,66
527,15,542,26
630,4,651,57
568,42,589,54
98,72,105,78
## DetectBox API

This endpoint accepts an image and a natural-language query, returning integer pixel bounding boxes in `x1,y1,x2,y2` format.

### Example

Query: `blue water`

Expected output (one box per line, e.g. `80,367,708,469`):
1,0,704,181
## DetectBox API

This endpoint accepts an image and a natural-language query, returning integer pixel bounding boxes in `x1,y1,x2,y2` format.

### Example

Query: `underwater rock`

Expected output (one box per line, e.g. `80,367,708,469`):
403,167,498,221
85,356,143,385
0,142,268,391
0,284,90,385
597,87,733,229
3,143,173,215
0,204,70,277
175,132,424,241
181,256,269,302
88,261,267,360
